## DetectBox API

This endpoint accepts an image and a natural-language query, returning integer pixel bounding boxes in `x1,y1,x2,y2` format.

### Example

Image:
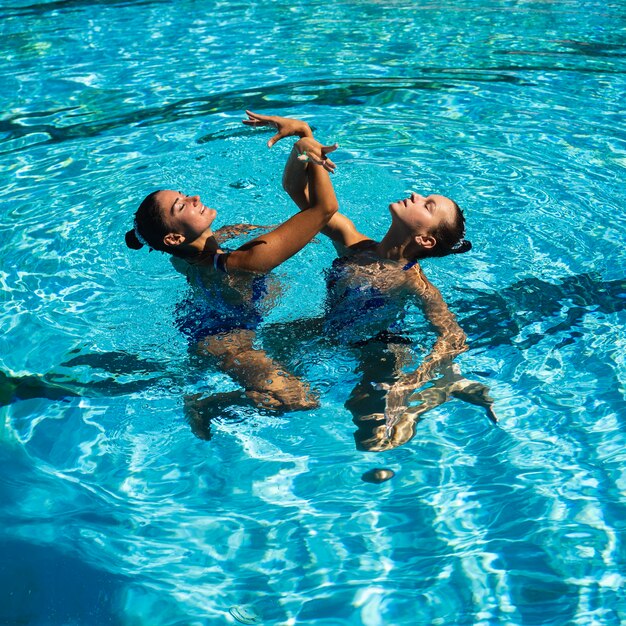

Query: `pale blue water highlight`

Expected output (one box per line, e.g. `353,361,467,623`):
1,0,625,624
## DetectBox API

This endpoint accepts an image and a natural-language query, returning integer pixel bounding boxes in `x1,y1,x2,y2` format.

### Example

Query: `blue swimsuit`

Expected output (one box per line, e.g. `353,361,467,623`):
324,254,413,345
175,252,268,343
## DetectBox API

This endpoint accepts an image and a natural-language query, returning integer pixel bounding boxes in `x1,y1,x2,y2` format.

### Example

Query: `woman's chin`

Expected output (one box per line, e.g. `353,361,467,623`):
388,203,408,224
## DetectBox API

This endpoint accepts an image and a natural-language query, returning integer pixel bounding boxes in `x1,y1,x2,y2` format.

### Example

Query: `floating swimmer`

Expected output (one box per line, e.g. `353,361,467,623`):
245,111,496,451
126,116,339,435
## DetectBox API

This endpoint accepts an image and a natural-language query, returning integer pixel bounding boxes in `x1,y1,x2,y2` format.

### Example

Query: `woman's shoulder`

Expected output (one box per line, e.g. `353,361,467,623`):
345,239,378,254
330,239,377,262
170,251,230,280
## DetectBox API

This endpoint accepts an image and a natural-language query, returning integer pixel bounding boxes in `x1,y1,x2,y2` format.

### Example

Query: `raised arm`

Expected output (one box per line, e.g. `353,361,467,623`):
225,137,339,273
282,137,372,251
243,111,371,251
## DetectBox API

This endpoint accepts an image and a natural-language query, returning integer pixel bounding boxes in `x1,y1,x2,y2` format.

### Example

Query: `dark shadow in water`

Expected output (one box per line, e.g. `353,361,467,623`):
0,538,126,625
0,0,170,19
0,370,81,406
0,74,530,157
503,540,579,626
62,349,163,375
497,39,626,59
454,272,626,352
0,351,163,407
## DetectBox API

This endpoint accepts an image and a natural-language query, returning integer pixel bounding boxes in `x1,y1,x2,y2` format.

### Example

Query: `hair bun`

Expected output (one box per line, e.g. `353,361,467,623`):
452,239,472,254
125,229,143,250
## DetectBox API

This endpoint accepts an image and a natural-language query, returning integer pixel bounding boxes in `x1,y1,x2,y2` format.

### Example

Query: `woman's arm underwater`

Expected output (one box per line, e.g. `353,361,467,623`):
402,265,468,378
384,265,497,424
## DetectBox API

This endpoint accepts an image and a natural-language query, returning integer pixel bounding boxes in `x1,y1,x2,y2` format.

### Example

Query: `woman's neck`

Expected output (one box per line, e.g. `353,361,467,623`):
375,225,414,263
180,231,222,264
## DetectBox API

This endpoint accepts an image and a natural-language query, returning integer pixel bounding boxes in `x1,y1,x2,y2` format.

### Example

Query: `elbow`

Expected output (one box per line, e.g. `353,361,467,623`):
321,202,339,224
311,199,339,220
452,330,468,354
324,199,340,217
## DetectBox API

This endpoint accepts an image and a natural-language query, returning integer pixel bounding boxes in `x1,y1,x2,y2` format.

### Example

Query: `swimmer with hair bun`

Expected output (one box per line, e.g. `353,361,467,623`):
127,115,339,430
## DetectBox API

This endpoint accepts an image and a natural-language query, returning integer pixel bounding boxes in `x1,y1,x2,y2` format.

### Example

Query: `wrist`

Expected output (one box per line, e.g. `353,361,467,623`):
298,122,313,138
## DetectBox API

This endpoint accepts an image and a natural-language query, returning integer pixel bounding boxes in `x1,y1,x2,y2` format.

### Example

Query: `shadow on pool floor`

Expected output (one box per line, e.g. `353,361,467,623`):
0,538,127,626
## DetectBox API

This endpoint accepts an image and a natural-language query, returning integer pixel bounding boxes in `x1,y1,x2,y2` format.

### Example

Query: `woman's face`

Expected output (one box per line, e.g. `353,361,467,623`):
155,190,217,243
389,192,456,235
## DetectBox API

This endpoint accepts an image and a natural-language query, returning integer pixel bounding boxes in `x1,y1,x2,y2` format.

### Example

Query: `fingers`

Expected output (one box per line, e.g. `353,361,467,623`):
242,110,276,129
486,405,499,425
267,132,285,148
244,110,269,123
297,152,336,173
322,144,338,172
241,111,260,125
320,143,338,172
322,157,336,173
296,144,339,172
243,111,288,147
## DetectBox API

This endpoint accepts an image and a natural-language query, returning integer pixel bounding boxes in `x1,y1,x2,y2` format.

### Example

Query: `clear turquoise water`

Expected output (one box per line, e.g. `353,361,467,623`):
1,0,626,624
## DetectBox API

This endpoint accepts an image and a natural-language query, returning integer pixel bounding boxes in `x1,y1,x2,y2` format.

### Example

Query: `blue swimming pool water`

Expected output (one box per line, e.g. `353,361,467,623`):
1,0,625,624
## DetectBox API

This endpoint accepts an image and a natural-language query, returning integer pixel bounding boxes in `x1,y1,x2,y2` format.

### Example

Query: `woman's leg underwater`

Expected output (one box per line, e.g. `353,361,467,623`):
347,339,448,452
199,329,318,410
185,328,318,438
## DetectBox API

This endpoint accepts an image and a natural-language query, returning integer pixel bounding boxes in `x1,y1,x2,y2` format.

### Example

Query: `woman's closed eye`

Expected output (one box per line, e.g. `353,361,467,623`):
175,192,187,211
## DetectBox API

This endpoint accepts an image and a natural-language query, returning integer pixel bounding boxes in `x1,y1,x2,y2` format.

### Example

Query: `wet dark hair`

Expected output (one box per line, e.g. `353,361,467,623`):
124,190,172,253
422,201,472,258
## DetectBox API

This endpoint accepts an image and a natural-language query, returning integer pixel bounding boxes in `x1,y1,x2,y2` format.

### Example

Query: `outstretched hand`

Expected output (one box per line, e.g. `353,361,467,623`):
447,376,498,425
294,137,338,173
243,110,312,147
243,111,339,173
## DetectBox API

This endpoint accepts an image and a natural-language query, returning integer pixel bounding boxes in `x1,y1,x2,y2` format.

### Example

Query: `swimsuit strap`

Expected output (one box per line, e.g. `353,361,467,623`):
213,252,228,274
402,259,418,271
